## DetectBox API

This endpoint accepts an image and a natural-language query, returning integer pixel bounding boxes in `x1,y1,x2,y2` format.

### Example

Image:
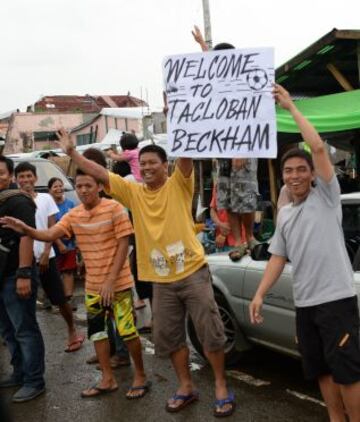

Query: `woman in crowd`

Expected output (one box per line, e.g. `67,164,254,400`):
48,177,77,309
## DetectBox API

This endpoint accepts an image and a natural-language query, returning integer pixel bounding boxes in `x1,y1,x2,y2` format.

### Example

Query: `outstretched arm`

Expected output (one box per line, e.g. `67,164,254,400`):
192,25,209,52
274,84,334,183
0,217,65,242
249,254,287,324
107,150,127,162
56,128,110,188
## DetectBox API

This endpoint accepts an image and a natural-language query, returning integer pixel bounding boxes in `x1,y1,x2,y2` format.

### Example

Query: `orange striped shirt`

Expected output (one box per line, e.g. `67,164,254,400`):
56,198,134,294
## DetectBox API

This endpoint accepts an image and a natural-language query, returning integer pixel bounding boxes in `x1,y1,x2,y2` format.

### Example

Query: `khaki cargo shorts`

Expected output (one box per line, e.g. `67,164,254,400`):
152,265,226,357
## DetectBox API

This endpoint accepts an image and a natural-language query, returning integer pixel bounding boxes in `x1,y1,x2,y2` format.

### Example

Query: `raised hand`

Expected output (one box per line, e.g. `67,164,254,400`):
191,25,208,51
56,127,76,155
0,216,26,234
273,84,294,111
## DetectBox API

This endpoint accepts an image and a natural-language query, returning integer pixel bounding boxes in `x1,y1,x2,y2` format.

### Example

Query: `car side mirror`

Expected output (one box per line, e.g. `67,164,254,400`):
251,243,271,261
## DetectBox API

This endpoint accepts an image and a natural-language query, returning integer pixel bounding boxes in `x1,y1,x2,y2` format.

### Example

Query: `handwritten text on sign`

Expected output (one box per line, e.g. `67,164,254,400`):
163,48,276,158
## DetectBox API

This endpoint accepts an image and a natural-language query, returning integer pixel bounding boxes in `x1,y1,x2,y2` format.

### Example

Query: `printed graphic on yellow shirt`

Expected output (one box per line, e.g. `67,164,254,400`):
166,241,185,274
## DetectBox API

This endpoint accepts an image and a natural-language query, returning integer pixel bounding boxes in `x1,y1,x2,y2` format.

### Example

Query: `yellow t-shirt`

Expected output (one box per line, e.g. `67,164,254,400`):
106,165,206,283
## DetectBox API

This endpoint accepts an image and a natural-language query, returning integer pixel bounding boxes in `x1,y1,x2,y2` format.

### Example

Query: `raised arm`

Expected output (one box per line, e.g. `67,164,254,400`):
274,84,334,183
177,158,193,177
192,25,209,52
56,128,110,188
0,216,65,242
107,150,127,162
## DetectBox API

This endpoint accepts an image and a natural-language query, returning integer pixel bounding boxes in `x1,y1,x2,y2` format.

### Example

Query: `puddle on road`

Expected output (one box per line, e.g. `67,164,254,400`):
226,370,270,387
141,336,155,355
140,336,204,370
189,362,203,372
286,389,325,407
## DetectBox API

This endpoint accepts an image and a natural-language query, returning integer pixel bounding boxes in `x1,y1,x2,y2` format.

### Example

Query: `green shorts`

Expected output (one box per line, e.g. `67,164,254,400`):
85,289,138,342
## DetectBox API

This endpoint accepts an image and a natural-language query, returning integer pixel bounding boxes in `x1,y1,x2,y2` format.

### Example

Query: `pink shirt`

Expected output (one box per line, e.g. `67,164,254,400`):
123,149,142,182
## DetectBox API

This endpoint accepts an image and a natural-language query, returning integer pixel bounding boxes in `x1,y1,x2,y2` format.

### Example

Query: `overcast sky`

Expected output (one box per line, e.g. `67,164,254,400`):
1,0,359,114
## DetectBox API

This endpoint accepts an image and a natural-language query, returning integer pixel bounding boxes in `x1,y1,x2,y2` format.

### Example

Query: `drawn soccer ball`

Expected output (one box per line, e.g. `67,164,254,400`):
246,69,268,91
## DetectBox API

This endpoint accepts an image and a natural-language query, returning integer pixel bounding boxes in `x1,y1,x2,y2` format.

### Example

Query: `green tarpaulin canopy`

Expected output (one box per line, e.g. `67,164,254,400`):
276,89,360,133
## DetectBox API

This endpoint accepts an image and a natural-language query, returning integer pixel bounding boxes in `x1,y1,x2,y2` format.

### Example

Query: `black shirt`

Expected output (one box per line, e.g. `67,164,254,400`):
0,192,36,276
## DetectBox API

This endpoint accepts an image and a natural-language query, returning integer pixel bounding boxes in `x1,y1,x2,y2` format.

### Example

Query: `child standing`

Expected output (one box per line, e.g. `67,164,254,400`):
108,133,142,182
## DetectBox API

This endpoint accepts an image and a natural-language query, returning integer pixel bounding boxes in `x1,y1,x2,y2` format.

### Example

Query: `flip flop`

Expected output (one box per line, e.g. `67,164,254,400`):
138,326,152,334
165,391,199,413
213,392,236,417
126,380,152,400
81,384,118,398
65,333,85,353
86,355,98,364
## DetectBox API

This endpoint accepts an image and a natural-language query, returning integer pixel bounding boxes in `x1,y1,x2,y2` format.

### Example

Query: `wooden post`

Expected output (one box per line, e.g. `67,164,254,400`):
199,160,205,206
326,63,354,91
355,41,360,177
268,159,278,220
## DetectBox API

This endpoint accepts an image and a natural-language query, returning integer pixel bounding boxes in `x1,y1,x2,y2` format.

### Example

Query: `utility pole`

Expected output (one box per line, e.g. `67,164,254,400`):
202,0,213,49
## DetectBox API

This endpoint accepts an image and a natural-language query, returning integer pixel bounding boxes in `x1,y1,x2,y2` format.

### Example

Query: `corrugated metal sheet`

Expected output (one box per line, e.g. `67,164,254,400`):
32,95,147,113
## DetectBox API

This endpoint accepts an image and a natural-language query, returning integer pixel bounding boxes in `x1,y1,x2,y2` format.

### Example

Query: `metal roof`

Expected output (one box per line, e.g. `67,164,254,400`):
31,95,147,113
276,28,360,96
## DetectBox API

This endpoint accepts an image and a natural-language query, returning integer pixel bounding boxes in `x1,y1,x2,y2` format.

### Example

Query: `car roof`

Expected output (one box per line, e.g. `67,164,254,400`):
341,192,360,203
11,157,49,162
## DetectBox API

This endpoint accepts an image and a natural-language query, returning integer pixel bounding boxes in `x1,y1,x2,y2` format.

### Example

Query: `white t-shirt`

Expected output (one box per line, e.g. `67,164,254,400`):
33,193,59,261
124,174,137,183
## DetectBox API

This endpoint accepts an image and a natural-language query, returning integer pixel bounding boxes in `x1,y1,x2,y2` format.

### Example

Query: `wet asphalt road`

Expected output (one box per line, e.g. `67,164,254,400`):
0,298,328,422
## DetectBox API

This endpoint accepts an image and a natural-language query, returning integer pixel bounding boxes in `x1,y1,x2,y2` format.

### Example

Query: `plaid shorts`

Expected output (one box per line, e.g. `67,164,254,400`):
85,289,138,342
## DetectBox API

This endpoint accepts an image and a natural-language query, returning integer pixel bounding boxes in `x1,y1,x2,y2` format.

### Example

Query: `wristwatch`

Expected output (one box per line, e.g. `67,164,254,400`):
16,267,32,279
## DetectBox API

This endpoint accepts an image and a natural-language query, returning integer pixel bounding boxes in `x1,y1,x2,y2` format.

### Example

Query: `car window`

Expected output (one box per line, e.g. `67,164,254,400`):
342,203,360,239
14,160,73,191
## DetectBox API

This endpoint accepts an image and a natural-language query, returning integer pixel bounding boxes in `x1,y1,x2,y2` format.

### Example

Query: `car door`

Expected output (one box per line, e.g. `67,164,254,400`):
241,256,298,355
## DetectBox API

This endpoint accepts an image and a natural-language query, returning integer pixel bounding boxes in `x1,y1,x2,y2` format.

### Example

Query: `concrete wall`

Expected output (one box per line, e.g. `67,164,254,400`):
4,112,93,154
70,115,143,145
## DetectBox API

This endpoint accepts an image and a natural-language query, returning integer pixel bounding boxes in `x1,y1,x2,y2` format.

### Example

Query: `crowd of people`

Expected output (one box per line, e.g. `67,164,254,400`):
0,29,360,420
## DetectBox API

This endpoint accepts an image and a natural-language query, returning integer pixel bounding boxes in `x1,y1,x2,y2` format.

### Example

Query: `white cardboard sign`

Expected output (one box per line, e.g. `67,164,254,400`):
163,48,277,158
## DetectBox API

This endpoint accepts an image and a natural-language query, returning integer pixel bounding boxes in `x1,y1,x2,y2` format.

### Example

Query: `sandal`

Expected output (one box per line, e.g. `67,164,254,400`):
86,355,98,365
228,245,247,262
213,392,236,417
126,380,152,400
81,384,118,398
65,333,85,353
165,391,199,413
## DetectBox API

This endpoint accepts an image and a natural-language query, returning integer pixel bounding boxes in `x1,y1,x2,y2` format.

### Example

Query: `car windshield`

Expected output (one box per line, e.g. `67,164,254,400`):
15,160,73,191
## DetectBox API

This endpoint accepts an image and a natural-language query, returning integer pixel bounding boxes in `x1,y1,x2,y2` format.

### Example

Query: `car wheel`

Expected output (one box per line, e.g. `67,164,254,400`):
187,291,243,367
